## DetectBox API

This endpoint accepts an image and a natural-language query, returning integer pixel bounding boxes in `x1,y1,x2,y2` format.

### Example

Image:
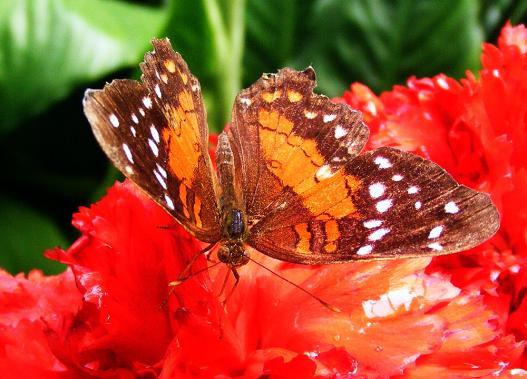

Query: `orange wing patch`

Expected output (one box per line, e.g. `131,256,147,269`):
294,223,311,254
258,108,361,220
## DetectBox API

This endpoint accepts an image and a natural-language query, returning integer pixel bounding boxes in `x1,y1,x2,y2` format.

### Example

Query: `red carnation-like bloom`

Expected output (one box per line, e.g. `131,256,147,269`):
1,22,527,378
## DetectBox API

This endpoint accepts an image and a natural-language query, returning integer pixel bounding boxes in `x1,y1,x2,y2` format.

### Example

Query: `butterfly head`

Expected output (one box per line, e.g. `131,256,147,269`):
217,241,249,268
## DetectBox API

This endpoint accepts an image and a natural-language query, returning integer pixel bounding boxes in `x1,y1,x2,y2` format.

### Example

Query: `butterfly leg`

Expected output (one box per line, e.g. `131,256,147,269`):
170,242,216,286
161,243,217,308
221,267,240,308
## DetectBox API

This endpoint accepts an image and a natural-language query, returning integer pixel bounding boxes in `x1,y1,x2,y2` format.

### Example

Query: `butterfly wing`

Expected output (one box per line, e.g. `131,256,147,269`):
229,68,499,263
229,67,369,220
84,39,221,242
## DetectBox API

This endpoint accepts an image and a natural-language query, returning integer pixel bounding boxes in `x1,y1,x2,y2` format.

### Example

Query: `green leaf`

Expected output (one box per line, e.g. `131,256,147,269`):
480,0,527,41
163,0,246,130
0,0,167,133
0,195,68,275
292,0,484,96
243,0,307,84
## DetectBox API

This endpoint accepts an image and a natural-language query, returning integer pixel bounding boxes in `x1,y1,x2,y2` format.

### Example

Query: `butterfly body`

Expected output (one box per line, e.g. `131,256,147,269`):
83,38,499,270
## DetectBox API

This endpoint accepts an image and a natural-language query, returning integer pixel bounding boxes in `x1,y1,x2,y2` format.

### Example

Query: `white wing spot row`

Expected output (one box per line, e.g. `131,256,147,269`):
109,114,119,128
155,84,162,98
323,114,337,123
357,245,373,256
154,169,167,190
408,186,419,194
374,156,392,169
428,242,443,251
369,183,385,199
122,143,133,163
376,199,392,213
428,225,444,239
150,125,160,143
148,139,159,157
364,219,383,229
164,194,175,210
143,96,152,109
445,201,459,214
368,228,390,241
334,125,348,139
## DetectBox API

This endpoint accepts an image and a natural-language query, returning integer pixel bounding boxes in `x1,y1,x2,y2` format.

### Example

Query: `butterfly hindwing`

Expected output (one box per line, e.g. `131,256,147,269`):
227,68,499,263
83,39,221,242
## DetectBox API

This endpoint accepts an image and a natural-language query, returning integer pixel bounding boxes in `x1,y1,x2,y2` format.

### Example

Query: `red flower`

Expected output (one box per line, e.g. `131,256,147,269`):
2,22,527,377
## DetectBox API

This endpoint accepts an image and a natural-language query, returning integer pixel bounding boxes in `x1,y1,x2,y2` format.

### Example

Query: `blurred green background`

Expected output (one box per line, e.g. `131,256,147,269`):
1,0,525,275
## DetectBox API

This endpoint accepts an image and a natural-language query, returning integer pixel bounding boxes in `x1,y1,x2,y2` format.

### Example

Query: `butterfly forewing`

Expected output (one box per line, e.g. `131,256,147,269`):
229,68,369,221
83,40,221,242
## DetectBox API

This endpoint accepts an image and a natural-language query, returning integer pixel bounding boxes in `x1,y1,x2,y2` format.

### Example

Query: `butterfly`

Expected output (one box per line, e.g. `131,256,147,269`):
83,38,499,284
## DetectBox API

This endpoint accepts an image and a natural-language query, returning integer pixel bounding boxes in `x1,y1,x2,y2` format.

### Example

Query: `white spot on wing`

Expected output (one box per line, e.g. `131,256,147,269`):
164,194,175,210
408,186,419,194
428,226,444,239
148,139,159,157
139,108,145,116
369,183,385,198
125,165,133,175
376,199,392,213
357,245,373,256
143,96,152,109
369,228,390,241
109,114,119,128
334,125,348,139
150,125,160,143
445,201,459,214
239,97,252,106
155,84,162,98
122,143,133,163
392,174,403,181
156,163,167,179
415,201,422,209
304,111,317,119
130,126,137,137
374,156,392,168
323,114,337,123
316,165,334,180
131,113,139,124
364,220,383,229
428,242,443,251
154,169,167,189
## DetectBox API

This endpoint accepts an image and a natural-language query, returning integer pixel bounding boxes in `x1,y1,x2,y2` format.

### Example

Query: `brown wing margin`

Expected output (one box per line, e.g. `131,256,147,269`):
83,39,221,243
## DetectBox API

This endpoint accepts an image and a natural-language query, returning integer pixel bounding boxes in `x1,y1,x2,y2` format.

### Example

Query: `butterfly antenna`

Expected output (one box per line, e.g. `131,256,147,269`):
247,257,341,313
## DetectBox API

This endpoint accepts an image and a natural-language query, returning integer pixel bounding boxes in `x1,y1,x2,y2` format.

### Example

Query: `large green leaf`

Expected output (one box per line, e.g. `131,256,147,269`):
0,0,167,133
292,0,483,96
0,195,68,275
